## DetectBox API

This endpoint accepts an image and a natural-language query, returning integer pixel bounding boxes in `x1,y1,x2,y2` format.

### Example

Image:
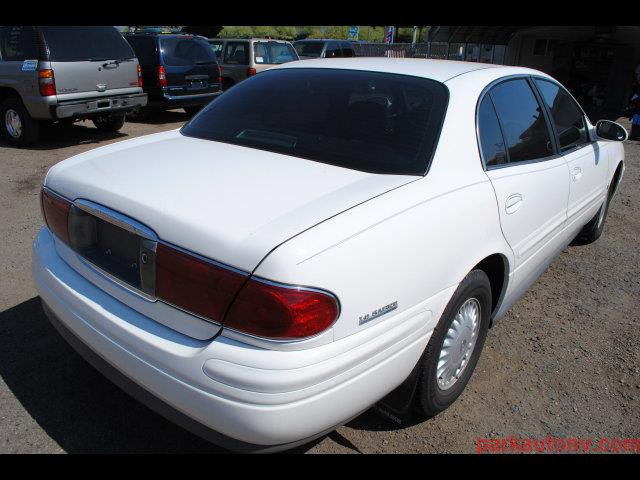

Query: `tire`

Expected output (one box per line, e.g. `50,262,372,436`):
572,181,614,245
415,269,492,417
92,113,125,132
183,106,202,116
0,97,40,146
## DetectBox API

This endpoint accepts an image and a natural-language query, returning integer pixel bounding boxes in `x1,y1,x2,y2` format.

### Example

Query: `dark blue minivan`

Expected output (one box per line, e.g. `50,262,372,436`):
124,33,222,117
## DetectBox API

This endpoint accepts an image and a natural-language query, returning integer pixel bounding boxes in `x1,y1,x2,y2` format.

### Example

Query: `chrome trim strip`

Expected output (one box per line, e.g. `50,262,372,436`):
73,199,158,241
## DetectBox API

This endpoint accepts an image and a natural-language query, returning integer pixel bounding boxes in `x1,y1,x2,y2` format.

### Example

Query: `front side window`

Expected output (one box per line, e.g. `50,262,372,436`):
181,68,448,175
0,26,38,61
477,95,507,167
534,78,589,152
489,78,554,164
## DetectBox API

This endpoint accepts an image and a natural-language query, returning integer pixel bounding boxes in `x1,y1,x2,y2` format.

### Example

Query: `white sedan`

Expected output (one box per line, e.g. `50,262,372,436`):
32,58,626,452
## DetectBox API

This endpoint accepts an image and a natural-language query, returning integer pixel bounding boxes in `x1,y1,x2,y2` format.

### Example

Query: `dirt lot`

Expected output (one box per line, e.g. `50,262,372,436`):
0,112,638,453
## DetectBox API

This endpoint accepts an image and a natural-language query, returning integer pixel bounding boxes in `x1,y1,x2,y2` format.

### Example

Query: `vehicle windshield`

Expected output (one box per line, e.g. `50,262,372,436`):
160,36,217,66
181,68,448,175
41,26,135,62
253,41,297,64
294,42,324,57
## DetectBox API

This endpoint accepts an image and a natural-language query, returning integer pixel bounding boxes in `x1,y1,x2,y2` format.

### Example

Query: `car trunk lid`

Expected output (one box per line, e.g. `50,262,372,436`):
45,129,416,274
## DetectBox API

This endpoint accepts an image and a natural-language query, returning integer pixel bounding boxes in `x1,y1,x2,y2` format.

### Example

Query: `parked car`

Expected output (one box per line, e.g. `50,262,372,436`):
0,26,147,147
293,39,355,59
207,38,298,90
33,58,626,452
124,33,222,117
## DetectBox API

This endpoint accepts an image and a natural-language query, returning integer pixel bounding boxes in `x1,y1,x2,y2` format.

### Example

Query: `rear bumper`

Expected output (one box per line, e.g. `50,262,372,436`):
149,91,222,109
32,227,431,451
54,93,148,119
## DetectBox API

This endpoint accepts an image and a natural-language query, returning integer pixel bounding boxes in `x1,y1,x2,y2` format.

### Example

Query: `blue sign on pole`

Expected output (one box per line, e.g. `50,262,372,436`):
348,26,359,40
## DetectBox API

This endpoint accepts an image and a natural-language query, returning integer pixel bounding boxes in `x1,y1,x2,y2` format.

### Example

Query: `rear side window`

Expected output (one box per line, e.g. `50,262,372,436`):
40,26,135,62
209,41,223,60
324,42,341,58
294,41,323,57
224,41,249,64
489,79,554,163
125,36,158,65
340,42,355,57
534,78,589,152
160,36,217,66
253,42,297,64
477,95,507,167
0,26,38,61
181,68,448,175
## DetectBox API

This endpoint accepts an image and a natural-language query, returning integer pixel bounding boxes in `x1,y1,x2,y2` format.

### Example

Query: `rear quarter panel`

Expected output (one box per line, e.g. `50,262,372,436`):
255,73,515,342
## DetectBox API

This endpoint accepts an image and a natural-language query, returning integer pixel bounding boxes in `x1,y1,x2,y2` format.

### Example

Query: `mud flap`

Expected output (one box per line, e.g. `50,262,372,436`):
372,361,422,426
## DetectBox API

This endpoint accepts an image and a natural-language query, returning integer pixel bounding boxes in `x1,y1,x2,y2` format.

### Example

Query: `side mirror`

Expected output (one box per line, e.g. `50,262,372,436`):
596,120,628,142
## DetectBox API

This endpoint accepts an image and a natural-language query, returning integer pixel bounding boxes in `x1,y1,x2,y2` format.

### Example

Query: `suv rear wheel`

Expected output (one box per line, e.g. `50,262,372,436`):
0,97,40,147
92,113,125,132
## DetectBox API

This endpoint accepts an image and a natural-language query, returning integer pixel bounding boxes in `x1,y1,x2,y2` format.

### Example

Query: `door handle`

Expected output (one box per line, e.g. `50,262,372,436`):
505,194,523,214
572,167,583,181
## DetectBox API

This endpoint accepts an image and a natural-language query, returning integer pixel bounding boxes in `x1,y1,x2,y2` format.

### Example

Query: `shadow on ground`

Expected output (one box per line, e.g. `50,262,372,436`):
126,108,193,125
0,297,226,453
0,123,127,151
0,297,399,453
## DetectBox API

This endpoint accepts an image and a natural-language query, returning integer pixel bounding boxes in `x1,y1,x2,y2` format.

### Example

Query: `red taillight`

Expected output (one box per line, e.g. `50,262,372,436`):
38,69,56,96
157,65,167,88
224,279,339,340
156,243,247,324
41,187,70,243
137,64,143,88
247,67,257,77
217,64,222,84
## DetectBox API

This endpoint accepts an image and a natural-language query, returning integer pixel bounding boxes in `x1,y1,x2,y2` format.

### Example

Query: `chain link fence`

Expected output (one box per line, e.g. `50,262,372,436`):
352,42,506,64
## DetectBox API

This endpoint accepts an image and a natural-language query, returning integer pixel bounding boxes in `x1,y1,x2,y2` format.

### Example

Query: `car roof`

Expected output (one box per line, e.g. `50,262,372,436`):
274,58,547,83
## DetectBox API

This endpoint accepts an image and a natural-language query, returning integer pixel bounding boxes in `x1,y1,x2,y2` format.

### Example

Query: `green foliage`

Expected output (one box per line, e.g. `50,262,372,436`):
214,26,415,42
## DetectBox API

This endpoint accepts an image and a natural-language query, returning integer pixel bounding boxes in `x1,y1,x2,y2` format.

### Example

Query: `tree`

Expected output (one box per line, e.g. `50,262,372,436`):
180,26,223,38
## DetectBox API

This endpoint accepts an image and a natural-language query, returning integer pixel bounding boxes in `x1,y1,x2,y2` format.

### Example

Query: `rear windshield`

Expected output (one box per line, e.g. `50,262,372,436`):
253,42,297,64
160,36,217,66
41,26,135,62
181,68,448,175
294,42,324,57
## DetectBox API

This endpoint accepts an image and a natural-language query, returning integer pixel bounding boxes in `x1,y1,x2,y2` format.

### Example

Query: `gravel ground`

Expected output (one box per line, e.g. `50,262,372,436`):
0,112,638,453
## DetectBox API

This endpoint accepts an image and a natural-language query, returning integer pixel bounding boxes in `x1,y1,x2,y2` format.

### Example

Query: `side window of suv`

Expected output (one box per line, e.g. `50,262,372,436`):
0,26,38,61
224,42,248,65
126,36,157,65
324,42,342,58
209,41,223,61
340,42,354,57
489,78,554,164
534,78,589,152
